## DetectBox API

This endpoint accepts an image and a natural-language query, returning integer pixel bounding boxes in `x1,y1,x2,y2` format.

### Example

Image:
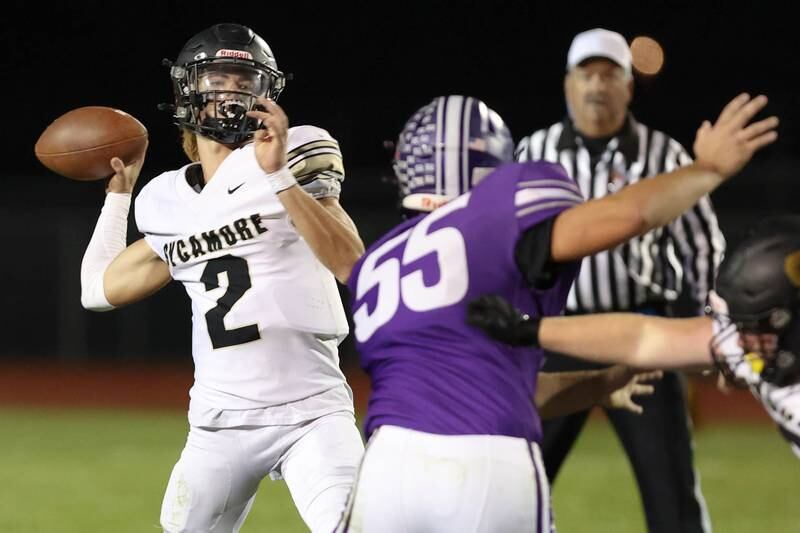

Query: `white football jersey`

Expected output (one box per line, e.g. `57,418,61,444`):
135,125,352,426
755,381,800,459
711,300,800,459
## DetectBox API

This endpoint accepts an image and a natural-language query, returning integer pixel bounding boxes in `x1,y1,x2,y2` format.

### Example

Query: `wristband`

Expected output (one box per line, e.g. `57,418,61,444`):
517,313,542,347
265,165,298,194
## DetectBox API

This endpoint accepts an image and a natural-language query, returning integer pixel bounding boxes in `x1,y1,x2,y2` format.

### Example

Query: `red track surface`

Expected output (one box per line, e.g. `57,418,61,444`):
0,362,772,426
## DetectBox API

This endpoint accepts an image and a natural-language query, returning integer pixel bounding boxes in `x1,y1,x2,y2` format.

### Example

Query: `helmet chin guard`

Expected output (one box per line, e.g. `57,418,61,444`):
711,215,800,388
709,303,763,388
164,24,286,146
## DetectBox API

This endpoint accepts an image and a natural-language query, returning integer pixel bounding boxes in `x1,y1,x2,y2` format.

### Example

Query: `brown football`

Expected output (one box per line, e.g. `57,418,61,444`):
35,106,148,181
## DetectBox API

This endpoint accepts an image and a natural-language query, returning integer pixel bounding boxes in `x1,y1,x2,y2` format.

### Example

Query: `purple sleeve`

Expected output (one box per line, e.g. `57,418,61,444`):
514,162,583,234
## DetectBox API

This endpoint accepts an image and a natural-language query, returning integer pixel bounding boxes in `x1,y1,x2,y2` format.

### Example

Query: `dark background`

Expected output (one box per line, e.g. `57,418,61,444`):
1,1,797,367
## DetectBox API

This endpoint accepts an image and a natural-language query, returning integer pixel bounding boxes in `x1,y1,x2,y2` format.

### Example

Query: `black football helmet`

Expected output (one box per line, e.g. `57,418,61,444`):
711,215,800,387
164,23,286,145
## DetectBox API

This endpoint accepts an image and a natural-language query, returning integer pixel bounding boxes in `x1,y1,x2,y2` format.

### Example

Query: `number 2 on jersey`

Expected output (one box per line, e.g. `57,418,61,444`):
353,193,470,342
201,255,260,349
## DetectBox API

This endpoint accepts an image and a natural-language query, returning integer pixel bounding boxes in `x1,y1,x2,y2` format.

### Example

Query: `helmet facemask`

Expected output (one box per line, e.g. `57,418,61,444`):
709,290,800,388
170,57,285,146
710,216,800,389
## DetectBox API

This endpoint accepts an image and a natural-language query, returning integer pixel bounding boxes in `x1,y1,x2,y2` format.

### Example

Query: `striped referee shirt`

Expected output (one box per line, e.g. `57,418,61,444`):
515,114,726,315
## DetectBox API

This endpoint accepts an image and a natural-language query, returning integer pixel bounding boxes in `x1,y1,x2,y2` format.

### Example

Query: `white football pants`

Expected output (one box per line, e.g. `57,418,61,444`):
337,425,553,532
160,410,364,533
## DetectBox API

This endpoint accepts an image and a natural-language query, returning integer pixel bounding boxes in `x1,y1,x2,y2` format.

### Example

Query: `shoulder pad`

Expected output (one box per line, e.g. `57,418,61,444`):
287,125,344,184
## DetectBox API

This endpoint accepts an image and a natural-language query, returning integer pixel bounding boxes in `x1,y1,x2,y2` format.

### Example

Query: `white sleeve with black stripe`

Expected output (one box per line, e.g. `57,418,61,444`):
755,381,800,459
286,125,345,200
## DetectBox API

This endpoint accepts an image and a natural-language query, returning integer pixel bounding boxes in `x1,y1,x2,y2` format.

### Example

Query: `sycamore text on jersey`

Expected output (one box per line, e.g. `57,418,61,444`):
162,213,268,267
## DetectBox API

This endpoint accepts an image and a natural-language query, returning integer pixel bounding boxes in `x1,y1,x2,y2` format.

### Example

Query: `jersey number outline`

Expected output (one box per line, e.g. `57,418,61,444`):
353,193,471,343
201,255,261,349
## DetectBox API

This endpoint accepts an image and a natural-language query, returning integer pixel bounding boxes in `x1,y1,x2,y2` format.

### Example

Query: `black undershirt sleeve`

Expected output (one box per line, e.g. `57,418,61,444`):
514,217,564,290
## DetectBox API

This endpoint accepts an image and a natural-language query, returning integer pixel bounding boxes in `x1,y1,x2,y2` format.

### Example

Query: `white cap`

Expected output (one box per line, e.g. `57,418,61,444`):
567,28,631,74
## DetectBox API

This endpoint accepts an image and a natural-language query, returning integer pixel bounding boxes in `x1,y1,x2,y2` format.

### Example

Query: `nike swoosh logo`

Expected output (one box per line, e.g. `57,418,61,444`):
228,183,245,194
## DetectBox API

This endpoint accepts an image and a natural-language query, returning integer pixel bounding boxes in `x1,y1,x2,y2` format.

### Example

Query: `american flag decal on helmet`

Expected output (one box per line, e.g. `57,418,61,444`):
393,95,513,206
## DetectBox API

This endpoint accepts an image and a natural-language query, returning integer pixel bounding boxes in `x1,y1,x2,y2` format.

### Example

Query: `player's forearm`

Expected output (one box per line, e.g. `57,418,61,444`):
539,314,713,369
276,186,365,283
81,188,172,310
617,163,724,231
550,163,725,263
535,370,608,419
80,193,131,311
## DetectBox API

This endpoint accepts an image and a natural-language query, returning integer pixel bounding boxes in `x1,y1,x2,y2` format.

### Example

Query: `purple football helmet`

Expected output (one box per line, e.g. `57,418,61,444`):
393,96,513,211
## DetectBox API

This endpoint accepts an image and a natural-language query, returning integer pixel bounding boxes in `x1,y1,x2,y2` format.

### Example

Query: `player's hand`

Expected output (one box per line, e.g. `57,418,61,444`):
107,144,147,194
467,294,540,347
714,370,733,394
600,365,663,414
247,97,289,174
693,93,778,179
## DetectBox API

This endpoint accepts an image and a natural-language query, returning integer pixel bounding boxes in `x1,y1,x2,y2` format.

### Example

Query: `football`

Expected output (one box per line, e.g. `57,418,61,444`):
34,106,148,181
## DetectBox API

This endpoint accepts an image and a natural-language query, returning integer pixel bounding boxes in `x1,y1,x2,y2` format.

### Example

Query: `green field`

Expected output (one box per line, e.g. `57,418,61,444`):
0,407,796,532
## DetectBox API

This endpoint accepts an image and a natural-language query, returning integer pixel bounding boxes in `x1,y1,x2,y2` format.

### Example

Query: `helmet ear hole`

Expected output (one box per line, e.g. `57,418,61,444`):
770,309,793,330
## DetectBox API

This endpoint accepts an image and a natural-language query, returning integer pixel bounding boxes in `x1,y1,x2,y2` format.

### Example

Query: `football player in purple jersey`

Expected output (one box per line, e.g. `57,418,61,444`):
335,93,777,532
469,215,800,461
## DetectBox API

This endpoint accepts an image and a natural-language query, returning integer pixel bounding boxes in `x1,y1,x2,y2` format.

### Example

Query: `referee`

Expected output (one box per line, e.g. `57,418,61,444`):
516,28,722,533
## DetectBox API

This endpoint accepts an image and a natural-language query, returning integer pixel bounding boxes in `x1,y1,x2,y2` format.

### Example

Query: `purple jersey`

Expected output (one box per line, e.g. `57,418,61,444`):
348,162,583,442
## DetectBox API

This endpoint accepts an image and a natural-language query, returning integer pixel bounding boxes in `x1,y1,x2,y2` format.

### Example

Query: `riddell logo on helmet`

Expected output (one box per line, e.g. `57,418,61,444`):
216,49,253,60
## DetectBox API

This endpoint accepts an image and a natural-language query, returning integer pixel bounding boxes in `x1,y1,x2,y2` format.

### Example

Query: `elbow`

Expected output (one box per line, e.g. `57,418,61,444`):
602,197,652,243
80,293,112,312
629,205,653,237
334,267,353,285
637,197,681,235
333,238,364,284
628,349,651,369
80,301,101,312
611,190,662,237
80,291,91,310
332,250,361,285
80,276,115,312
628,318,659,369
81,294,108,312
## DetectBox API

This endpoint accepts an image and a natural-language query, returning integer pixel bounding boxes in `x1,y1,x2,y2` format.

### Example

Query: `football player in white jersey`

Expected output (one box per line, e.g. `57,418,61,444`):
79,24,365,533
470,215,800,460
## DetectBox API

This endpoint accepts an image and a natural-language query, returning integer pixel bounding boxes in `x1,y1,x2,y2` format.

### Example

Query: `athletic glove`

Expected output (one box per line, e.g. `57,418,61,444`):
467,294,541,347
